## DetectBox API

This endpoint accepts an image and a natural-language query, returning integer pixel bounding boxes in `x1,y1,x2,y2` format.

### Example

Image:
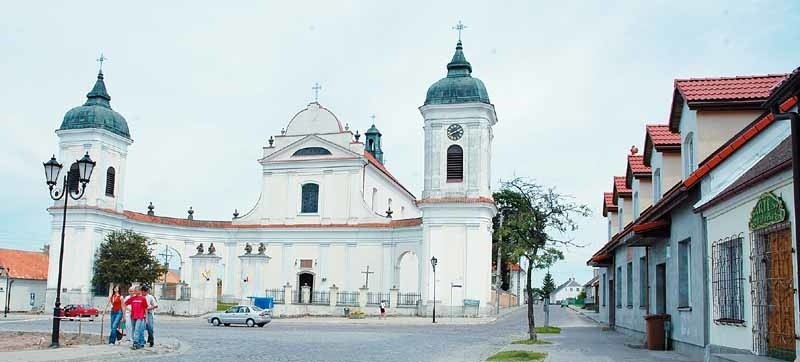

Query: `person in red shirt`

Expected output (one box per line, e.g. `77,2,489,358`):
125,286,148,349
105,285,124,344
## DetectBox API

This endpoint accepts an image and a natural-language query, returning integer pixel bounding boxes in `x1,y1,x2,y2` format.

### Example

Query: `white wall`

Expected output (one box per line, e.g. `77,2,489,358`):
0,278,46,312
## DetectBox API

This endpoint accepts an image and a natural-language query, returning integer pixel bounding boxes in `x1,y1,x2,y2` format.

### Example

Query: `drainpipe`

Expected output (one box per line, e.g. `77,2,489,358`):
771,107,800,338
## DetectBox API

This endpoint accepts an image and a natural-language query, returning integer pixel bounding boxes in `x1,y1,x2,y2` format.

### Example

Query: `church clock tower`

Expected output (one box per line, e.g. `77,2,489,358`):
418,36,498,315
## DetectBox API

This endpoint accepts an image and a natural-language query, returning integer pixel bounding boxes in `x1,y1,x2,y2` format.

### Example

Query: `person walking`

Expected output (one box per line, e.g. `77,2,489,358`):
105,285,124,344
142,285,158,347
125,286,148,349
379,300,387,319
124,286,135,343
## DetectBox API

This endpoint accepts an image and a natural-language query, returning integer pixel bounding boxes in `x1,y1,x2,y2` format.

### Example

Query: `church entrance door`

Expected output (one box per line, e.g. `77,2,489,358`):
298,273,314,304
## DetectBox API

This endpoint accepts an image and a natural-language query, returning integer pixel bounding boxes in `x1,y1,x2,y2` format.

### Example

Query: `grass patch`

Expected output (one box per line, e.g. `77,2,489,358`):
511,339,551,345
217,301,237,311
534,326,561,334
487,351,547,361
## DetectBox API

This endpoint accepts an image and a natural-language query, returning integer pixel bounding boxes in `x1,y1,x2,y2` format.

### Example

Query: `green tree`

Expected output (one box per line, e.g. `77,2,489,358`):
493,178,590,341
541,272,556,297
92,230,166,294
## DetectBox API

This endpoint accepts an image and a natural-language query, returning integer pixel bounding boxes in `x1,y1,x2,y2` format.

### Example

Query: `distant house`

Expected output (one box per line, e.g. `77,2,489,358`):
583,275,599,305
551,277,581,304
0,248,49,312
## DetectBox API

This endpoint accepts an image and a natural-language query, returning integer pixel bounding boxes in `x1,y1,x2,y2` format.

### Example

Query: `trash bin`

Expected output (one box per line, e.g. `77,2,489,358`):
344,307,350,317
644,314,671,350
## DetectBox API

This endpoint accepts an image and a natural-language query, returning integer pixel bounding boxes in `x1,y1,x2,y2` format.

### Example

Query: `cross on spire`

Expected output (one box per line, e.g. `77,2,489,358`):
96,52,107,72
369,114,376,125
312,82,322,102
452,20,467,42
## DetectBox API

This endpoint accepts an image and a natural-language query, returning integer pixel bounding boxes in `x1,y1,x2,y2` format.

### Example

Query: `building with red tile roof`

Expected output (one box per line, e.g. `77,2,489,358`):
0,248,48,280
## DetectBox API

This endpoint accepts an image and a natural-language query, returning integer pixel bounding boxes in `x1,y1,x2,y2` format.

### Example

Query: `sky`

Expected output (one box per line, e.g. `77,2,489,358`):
2,0,799,289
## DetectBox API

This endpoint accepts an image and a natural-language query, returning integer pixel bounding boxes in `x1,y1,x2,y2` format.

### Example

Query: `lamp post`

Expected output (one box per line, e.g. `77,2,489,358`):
430,256,437,323
42,153,95,348
1,266,9,318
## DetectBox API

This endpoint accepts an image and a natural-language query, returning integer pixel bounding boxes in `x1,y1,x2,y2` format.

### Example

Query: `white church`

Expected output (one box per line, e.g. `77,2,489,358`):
45,39,499,315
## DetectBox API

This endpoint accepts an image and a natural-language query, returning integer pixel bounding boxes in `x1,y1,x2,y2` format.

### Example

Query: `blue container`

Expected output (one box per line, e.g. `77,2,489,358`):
254,297,274,310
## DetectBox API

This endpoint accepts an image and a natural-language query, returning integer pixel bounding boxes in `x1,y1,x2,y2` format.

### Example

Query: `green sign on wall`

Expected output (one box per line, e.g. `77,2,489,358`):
749,192,788,230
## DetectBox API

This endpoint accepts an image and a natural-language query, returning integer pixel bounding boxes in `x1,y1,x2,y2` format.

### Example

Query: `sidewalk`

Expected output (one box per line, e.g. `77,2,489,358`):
0,337,187,362
492,307,700,362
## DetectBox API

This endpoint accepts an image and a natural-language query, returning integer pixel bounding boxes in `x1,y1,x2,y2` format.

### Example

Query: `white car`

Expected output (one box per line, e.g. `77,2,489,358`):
207,305,271,327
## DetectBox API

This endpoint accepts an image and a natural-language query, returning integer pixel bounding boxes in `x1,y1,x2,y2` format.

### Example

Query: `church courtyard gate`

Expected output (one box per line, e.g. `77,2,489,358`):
751,222,795,361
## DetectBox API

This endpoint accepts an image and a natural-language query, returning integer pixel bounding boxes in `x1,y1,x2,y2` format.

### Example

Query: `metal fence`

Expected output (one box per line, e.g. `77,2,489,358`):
179,285,191,301
397,292,420,307
312,291,330,305
265,288,285,304
367,292,389,306
336,291,358,306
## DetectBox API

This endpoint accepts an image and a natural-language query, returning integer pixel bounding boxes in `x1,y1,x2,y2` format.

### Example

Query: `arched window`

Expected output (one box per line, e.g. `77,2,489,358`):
67,162,80,193
653,168,662,201
683,132,695,177
446,145,463,182
105,167,116,197
300,183,319,213
292,147,332,156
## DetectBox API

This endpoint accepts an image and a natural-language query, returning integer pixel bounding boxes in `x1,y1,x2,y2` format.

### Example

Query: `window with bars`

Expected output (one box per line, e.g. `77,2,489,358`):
678,238,691,308
301,183,319,213
616,266,622,308
626,262,633,307
639,256,647,308
105,167,115,197
446,145,463,182
712,235,744,324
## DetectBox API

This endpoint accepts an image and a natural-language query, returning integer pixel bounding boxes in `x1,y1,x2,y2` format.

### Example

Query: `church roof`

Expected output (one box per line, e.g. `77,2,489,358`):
0,248,49,280
424,41,490,106
363,150,415,199
59,71,131,139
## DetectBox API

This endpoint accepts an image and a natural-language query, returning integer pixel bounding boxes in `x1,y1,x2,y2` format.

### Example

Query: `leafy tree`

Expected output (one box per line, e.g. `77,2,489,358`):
92,230,166,294
493,178,590,341
541,272,556,297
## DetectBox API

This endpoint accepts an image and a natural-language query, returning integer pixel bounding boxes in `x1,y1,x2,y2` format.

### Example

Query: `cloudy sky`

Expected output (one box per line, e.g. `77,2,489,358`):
2,1,799,288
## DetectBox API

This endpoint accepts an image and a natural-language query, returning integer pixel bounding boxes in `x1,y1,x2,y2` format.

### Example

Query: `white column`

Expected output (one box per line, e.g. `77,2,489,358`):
382,242,394,291
189,253,221,315
239,253,271,305
222,241,237,302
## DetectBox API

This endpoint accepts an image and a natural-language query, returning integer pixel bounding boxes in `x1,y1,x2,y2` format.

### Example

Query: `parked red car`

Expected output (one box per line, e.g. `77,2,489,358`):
59,304,99,320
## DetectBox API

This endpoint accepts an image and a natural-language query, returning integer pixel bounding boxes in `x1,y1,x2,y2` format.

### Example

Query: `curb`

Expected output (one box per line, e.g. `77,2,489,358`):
0,335,189,362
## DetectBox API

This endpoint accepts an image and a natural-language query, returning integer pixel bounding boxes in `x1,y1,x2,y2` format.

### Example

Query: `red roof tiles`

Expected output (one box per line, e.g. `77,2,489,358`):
613,176,631,196
0,249,48,280
646,125,681,148
675,74,788,102
602,192,617,217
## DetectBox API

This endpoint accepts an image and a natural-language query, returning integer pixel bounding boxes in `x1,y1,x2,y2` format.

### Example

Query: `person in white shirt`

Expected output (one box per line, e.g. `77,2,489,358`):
141,285,158,347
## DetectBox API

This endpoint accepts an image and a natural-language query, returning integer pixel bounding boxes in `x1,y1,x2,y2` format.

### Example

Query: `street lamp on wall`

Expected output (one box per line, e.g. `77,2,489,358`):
42,153,95,348
430,256,437,324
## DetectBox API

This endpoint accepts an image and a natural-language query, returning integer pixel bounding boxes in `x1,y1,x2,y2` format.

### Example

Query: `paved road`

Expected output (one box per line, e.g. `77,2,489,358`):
0,305,701,362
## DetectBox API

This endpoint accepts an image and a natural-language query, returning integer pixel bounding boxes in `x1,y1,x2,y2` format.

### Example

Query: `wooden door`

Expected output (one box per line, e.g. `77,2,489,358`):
766,228,795,360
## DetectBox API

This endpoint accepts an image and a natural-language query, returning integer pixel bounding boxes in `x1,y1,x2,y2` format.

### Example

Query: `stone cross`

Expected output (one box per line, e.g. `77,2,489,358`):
452,20,467,42
361,265,375,289
312,83,322,102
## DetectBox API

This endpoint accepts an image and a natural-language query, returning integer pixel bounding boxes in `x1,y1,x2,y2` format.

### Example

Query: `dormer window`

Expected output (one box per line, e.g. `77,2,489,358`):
292,147,331,156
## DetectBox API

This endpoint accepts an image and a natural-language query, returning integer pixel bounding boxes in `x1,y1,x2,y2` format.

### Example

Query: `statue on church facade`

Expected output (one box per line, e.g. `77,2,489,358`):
258,242,266,255
208,243,216,255
244,243,252,255
196,243,204,255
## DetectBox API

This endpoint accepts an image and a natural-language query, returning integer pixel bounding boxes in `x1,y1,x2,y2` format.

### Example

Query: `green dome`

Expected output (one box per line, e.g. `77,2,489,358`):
59,71,131,139
424,41,490,106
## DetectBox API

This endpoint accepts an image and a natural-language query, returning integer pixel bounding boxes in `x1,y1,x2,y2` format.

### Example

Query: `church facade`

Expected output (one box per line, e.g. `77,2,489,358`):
45,40,499,315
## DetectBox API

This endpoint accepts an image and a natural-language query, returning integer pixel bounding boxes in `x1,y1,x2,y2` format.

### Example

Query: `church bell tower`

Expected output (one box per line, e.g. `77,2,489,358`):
418,33,498,315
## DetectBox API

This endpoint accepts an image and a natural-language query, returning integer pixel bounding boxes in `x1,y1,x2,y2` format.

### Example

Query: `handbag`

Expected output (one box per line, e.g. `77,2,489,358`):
116,328,124,341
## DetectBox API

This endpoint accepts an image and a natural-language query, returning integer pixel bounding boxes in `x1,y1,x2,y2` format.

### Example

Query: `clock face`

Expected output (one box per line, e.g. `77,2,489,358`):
447,124,464,141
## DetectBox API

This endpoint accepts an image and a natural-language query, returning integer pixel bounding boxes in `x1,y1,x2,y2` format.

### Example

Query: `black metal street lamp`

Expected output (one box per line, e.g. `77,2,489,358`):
1,266,9,318
43,153,95,348
430,256,437,324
